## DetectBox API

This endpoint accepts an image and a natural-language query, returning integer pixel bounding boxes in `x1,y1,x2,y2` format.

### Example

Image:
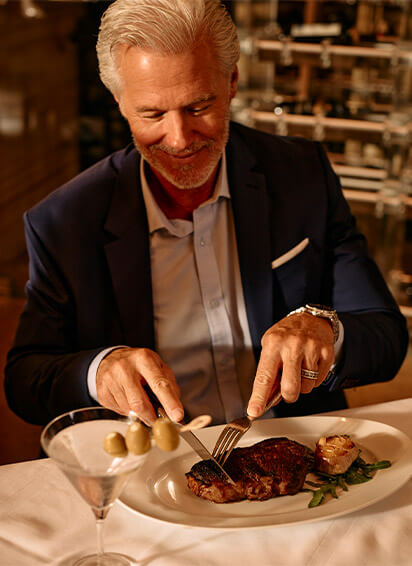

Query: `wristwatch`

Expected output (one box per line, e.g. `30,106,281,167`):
287,303,340,343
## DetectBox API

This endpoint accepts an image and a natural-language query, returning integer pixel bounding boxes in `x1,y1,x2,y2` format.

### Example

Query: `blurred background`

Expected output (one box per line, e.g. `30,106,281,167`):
1,0,411,464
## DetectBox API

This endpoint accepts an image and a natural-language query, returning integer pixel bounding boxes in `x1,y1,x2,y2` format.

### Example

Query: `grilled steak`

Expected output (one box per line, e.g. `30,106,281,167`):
186,437,313,503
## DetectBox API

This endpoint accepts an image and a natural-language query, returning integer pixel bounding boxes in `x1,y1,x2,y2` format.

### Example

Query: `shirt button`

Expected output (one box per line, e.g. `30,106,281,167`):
210,299,220,308
200,238,206,246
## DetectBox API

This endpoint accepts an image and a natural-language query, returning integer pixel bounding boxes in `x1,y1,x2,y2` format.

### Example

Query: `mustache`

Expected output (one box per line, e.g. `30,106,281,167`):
149,141,212,156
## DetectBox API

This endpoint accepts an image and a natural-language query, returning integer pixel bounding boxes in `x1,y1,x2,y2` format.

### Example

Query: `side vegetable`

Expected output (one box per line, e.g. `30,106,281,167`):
307,456,391,508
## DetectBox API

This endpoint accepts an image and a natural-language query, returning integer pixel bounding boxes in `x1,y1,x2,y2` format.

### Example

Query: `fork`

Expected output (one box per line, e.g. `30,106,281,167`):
211,389,283,466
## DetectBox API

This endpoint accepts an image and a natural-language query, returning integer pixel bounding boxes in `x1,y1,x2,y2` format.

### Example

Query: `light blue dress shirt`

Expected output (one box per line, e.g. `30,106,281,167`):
88,155,257,423
87,155,343,423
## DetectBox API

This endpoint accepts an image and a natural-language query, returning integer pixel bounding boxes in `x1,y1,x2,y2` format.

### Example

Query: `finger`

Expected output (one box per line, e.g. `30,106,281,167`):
125,380,158,425
310,343,334,387
280,354,303,403
137,352,184,422
268,373,283,405
300,343,334,393
96,349,135,413
149,369,184,422
98,385,124,415
300,370,318,394
317,353,334,385
96,364,129,413
97,354,157,423
248,349,282,417
107,372,141,416
300,340,320,394
147,371,181,401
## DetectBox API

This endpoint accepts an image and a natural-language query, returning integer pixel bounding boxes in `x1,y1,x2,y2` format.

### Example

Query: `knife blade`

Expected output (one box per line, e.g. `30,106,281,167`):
143,386,235,484
177,426,236,485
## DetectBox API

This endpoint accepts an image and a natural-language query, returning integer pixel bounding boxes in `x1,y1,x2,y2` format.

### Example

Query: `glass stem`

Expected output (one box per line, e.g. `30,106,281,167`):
92,505,110,558
96,518,105,556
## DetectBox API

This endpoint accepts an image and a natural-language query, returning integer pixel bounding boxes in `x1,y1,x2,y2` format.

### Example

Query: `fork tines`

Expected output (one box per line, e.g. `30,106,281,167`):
212,420,250,465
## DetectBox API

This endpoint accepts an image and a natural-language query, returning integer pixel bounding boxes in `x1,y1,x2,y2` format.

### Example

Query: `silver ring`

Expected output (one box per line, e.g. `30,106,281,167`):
301,368,319,381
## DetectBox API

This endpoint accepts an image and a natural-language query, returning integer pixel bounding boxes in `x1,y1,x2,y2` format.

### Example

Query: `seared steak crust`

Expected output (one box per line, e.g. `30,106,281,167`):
186,437,312,503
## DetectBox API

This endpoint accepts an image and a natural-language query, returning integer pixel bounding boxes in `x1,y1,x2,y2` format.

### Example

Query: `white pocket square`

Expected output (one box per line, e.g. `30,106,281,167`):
271,237,310,269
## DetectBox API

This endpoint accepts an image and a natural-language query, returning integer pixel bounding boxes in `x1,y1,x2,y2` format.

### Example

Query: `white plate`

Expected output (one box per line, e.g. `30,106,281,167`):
119,416,412,530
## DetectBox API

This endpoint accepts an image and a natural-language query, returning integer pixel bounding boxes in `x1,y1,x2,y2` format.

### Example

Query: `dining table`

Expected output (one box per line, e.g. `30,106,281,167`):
1,397,411,566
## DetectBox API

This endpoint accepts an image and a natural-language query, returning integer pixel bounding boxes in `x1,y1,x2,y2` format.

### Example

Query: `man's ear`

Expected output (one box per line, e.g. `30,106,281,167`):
114,94,126,118
229,66,239,100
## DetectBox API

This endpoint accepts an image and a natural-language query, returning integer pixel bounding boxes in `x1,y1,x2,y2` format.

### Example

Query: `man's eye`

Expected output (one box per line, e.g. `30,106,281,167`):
188,105,210,115
142,112,164,120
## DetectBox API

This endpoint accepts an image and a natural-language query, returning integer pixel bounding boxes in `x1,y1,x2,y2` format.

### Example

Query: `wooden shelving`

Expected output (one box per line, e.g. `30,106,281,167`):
249,109,412,136
232,0,412,310
255,39,412,62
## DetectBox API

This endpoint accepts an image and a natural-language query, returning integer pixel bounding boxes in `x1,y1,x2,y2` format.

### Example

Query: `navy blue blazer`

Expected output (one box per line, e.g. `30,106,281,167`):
5,122,409,424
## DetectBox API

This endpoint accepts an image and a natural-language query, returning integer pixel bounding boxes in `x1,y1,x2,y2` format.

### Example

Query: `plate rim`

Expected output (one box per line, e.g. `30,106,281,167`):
118,415,412,530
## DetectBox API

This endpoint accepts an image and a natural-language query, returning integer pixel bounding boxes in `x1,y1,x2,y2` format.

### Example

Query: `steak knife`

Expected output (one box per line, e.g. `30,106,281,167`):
143,386,235,484
176,425,236,484
158,407,236,484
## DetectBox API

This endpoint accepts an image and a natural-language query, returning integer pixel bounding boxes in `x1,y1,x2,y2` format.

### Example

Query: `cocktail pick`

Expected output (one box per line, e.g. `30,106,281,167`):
128,410,212,432
179,414,212,432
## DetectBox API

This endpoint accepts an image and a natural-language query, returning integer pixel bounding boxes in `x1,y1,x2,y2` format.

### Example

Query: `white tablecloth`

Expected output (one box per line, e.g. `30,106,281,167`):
1,399,412,566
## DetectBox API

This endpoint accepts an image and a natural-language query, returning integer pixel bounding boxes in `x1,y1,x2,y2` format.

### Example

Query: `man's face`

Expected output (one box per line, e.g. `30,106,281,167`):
115,43,238,189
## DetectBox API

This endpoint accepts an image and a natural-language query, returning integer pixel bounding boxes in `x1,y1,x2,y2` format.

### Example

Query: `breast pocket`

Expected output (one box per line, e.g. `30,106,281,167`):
272,238,320,316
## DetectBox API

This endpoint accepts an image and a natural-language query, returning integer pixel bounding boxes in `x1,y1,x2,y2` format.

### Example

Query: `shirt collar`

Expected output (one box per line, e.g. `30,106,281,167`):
140,152,230,235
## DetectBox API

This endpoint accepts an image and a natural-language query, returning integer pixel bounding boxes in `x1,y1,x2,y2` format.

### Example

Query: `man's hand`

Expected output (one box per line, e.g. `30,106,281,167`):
96,347,184,425
247,313,335,417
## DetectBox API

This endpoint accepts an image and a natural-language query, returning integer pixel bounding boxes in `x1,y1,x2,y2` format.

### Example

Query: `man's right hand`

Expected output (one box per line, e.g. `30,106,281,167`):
96,347,184,425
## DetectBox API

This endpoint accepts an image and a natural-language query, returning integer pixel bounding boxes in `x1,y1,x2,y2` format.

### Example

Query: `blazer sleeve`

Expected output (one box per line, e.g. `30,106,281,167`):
4,213,101,425
315,143,409,390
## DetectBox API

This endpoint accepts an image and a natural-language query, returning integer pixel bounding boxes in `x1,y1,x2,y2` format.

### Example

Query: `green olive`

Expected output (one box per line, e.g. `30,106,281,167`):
103,431,128,457
152,417,180,451
125,421,151,455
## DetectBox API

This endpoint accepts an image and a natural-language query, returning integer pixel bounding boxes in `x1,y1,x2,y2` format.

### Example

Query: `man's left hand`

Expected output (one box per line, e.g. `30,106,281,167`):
247,312,334,417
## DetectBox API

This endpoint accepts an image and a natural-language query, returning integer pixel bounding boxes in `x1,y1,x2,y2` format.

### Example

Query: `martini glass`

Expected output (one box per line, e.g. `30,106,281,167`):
41,406,149,566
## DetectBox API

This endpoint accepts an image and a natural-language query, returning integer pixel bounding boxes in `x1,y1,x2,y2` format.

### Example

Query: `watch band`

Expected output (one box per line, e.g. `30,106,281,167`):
287,303,340,343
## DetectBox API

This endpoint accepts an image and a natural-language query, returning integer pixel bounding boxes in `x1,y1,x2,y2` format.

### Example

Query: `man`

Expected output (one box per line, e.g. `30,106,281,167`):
5,0,408,426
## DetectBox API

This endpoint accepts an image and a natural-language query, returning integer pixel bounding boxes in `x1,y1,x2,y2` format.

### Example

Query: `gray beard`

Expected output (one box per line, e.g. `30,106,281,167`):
131,117,230,190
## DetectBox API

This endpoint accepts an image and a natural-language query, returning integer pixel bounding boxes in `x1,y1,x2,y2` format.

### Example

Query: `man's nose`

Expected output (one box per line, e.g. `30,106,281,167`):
163,111,194,151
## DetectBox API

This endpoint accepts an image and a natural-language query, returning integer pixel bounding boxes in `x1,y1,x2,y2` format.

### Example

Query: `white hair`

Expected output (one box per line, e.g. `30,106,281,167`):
96,0,240,96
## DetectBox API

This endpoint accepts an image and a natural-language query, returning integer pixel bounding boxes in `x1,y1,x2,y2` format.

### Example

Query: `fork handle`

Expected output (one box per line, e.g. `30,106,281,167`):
265,389,282,411
248,388,282,420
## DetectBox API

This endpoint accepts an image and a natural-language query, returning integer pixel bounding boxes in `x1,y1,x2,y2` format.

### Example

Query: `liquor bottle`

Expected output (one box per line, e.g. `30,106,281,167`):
289,2,356,45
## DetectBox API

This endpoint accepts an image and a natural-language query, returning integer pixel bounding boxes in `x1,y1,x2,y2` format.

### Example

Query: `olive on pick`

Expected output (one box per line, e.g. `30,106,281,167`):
152,417,180,451
103,431,127,457
125,421,151,455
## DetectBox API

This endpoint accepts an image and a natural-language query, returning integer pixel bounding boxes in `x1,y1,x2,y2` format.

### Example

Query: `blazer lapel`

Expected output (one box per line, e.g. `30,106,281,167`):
226,130,273,356
103,149,155,348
